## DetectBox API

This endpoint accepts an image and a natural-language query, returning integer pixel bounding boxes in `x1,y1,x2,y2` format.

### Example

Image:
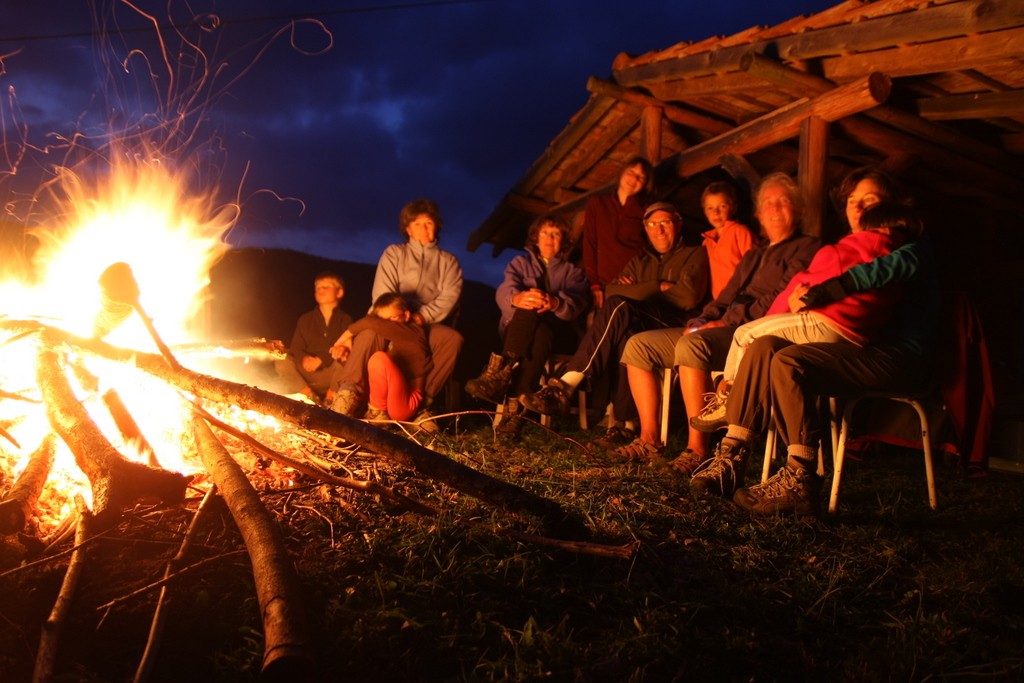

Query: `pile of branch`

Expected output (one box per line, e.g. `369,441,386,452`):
1,319,613,681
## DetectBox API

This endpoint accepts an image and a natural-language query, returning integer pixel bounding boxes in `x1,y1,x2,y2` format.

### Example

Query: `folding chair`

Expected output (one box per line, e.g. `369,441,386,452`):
828,391,938,513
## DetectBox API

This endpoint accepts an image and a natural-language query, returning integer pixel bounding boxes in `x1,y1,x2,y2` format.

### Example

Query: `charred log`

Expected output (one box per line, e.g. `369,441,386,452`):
35,344,189,528
0,435,57,535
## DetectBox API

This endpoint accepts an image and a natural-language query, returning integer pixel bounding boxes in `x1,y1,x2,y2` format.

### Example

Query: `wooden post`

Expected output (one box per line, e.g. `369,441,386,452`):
799,116,830,237
639,105,663,165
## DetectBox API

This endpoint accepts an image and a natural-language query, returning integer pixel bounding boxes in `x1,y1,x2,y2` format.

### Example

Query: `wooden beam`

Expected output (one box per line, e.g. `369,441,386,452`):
558,110,639,191
586,76,732,134
799,116,830,238
640,106,662,164
615,0,1024,86
916,89,1024,121
836,116,1024,204
515,95,617,196
645,71,771,102
740,51,1023,178
824,25,1024,82
505,193,555,215
672,73,891,179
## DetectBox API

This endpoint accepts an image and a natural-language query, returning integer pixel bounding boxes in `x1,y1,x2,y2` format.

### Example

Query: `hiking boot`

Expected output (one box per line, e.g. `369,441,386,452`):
494,397,524,438
520,378,571,416
689,440,749,498
689,391,728,433
494,412,523,438
465,353,517,404
733,465,821,518
331,388,365,418
667,448,707,476
364,405,389,421
591,424,635,449
610,437,664,463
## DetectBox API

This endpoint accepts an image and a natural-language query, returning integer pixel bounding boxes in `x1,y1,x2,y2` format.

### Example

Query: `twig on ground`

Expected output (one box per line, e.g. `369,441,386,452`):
133,485,220,683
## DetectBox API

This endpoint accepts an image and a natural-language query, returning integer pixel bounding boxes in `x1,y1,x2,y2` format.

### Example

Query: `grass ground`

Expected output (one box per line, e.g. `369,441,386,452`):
2,411,1023,682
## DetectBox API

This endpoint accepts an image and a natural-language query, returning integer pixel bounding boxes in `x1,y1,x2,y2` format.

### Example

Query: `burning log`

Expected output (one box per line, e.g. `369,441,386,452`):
35,344,190,528
170,338,288,362
1,321,583,535
191,416,314,680
69,362,161,468
0,435,57,535
9,324,583,536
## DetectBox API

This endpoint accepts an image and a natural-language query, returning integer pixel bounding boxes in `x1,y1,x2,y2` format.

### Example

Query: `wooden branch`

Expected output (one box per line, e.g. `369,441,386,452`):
494,528,639,559
133,486,219,683
35,342,190,528
191,417,314,680
20,326,583,536
170,338,287,361
0,435,56,535
3,321,585,536
193,402,438,517
101,389,161,468
32,500,93,683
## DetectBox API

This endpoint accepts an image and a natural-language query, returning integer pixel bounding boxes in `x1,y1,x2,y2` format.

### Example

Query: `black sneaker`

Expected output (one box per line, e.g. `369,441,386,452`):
689,440,749,498
733,465,821,518
520,378,571,416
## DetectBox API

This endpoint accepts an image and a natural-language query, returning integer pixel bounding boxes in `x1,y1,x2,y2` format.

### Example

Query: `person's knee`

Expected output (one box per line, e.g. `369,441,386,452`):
674,333,715,370
367,350,388,372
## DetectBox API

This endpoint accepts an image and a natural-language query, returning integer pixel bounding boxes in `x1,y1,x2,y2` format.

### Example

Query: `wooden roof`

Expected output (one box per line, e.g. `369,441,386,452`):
467,0,1024,256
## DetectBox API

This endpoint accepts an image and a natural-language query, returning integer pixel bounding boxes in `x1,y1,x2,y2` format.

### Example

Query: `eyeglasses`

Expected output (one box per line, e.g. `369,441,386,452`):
645,219,675,229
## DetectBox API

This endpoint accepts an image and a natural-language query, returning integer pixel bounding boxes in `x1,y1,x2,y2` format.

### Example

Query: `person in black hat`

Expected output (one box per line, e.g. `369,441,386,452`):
520,201,708,450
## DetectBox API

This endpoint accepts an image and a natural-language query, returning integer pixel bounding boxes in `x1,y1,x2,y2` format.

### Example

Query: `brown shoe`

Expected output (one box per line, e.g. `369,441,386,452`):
610,437,664,463
733,465,821,518
668,449,707,476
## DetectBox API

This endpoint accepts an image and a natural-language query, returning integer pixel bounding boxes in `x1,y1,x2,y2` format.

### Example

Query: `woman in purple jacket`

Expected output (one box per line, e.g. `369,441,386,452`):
465,214,591,436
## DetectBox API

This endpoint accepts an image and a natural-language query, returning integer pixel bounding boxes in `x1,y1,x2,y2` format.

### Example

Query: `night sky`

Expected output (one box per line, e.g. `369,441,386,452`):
0,0,837,288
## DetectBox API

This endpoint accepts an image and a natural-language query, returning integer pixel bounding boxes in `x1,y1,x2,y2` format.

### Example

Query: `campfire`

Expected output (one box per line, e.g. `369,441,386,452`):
0,162,621,681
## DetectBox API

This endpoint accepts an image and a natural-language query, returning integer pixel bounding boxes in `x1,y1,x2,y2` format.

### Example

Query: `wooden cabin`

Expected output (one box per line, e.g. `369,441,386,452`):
467,0,1024,466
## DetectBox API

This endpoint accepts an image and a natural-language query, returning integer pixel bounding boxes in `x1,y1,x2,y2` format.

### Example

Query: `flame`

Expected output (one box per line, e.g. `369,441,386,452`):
0,156,243,532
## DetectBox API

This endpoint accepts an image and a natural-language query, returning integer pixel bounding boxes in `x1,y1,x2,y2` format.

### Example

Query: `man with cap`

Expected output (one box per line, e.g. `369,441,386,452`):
521,202,708,446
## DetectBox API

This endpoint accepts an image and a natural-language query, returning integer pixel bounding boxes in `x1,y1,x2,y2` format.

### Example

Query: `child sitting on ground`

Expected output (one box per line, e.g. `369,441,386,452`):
333,293,432,421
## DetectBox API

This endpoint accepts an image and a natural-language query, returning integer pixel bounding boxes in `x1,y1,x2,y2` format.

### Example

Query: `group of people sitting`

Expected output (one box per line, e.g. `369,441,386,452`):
277,160,938,519
275,198,463,429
